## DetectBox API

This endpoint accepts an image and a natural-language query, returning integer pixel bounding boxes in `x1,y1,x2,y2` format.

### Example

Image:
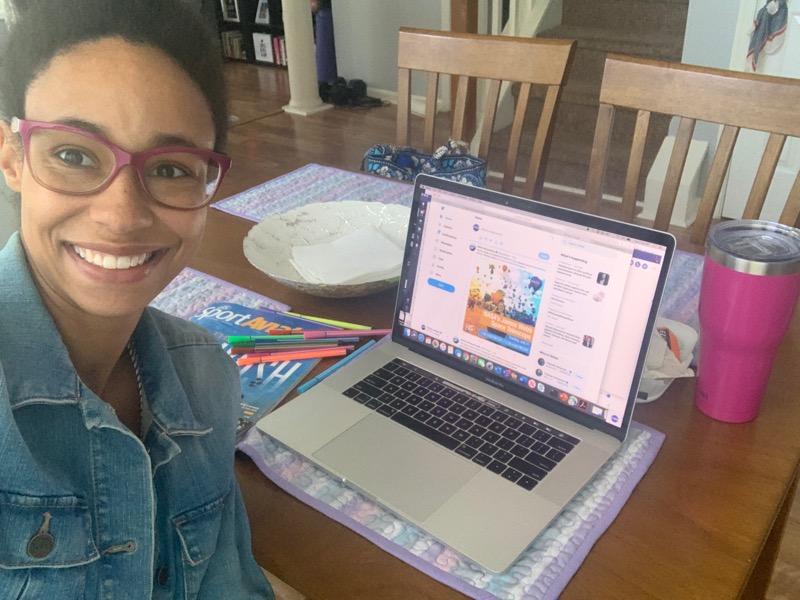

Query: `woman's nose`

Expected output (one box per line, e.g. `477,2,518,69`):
86,166,155,233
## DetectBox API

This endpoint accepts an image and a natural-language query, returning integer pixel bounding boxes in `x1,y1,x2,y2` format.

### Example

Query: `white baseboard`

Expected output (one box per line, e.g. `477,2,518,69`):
486,170,624,204
368,87,450,118
641,136,709,228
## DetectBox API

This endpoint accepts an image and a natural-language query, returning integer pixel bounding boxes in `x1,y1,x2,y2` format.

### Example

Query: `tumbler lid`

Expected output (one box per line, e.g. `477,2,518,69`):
707,220,800,275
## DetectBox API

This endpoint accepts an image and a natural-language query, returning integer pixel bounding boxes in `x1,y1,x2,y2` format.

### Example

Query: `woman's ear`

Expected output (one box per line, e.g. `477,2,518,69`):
0,120,23,192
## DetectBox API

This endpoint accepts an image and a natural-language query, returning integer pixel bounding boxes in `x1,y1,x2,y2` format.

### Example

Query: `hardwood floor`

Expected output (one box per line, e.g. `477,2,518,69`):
221,62,799,600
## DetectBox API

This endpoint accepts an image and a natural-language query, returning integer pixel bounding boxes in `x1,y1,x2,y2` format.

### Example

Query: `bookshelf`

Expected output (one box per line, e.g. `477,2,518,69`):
216,0,286,67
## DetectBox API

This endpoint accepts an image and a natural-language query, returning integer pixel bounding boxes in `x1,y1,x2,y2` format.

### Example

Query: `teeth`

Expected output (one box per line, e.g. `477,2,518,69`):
72,245,153,270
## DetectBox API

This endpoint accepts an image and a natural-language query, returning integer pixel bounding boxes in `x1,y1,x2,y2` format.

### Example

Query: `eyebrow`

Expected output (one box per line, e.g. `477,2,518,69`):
55,117,202,149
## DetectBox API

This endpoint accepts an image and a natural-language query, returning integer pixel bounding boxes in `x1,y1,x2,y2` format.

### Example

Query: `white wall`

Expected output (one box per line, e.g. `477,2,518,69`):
722,0,800,220
331,0,444,98
0,187,19,248
660,0,800,222
682,1,742,68
1,3,17,245
674,0,744,147
0,10,15,247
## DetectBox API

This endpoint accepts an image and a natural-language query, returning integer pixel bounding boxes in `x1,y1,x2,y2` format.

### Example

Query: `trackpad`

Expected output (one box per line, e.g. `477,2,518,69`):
313,414,479,522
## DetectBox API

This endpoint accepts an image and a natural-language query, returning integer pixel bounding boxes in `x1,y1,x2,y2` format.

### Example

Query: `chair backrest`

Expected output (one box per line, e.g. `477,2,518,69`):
586,54,800,243
396,27,575,199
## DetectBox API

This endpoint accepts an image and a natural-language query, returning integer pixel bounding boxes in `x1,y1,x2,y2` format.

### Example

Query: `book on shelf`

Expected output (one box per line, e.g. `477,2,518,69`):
190,302,336,439
221,30,246,60
253,32,274,63
269,35,286,66
254,0,270,25
220,0,240,22
272,35,281,66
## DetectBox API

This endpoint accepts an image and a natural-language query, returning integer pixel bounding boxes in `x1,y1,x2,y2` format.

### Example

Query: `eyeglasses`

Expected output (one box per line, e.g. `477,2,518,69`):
10,117,232,210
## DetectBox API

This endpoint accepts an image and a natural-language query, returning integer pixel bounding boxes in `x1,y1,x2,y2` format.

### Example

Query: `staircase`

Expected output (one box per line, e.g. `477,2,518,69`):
491,0,690,198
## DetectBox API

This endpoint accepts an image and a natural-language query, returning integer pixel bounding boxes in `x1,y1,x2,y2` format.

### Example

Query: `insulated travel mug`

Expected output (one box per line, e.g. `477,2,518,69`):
695,220,800,423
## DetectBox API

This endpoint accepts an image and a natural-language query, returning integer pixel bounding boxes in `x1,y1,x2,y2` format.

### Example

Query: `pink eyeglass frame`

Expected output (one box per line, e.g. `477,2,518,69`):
10,117,232,210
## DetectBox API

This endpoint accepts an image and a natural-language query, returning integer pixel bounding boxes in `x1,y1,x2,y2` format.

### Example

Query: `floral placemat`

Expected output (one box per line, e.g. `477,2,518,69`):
239,422,664,600
212,163,413,222
660,250,703,331
150,267,288,317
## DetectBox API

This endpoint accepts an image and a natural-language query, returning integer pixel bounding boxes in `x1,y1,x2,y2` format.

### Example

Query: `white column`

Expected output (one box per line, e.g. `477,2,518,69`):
282,0,331,116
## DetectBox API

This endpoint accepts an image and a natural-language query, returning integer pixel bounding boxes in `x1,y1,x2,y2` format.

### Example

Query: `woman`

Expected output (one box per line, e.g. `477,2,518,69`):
0,1,274,598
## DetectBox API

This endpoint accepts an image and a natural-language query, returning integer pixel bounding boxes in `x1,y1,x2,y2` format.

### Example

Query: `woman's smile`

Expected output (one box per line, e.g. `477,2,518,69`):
65,240,169,283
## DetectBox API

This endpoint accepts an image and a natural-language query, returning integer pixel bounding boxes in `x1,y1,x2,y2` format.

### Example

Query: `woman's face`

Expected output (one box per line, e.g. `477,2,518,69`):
0,37,217,320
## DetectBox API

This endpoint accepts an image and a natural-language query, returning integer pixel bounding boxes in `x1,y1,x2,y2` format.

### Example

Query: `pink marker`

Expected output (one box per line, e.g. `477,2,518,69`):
303,329,392,340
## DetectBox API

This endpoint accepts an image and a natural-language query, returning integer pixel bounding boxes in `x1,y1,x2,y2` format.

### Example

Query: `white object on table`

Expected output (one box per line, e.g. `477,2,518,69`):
638,317,698,403
290,227,402,285
242,200,411,298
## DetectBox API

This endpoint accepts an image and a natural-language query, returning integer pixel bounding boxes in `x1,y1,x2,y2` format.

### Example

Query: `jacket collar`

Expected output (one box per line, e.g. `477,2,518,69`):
0,233,209,436
129,309,211,435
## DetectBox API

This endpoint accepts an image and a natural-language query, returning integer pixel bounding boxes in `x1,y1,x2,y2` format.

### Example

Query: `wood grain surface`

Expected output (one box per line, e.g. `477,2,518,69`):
203,63,800,600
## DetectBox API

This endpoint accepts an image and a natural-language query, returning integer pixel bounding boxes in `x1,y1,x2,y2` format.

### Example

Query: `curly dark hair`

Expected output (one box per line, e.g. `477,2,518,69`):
0,0,229,150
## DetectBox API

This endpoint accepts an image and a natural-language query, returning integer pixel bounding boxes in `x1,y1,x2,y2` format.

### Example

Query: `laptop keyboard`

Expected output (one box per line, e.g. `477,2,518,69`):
343,358,580,492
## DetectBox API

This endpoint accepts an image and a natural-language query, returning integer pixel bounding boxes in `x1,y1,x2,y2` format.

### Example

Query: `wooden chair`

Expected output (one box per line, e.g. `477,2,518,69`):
396,28,575,200
586,54,800,243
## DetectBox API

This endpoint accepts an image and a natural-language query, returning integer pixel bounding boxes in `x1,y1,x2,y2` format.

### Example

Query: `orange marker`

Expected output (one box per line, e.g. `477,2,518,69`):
236,346,351,366
266,328,304,335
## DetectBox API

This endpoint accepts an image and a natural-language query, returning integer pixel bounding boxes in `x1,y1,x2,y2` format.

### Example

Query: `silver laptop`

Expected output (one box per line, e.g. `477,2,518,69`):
257,175,675,572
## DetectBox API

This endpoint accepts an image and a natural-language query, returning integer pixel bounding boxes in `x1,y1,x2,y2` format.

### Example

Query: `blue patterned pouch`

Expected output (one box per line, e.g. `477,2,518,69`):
361,139,487,186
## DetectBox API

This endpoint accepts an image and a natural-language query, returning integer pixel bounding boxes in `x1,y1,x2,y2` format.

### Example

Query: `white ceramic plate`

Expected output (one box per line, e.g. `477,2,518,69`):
243,200,411,298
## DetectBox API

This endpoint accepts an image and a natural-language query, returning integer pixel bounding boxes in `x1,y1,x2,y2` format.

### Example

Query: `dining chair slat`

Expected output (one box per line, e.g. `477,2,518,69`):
502,82,531,194
691,124,740,244
586,103,616,213
478,78,502,159
654,116,696,232
587,54,800,240
621,109,651,221
451,75,469,142
398,28,576,84
523,85,561,199
598,54,800,138
396,67,411,148
743,132,786,220
394,28,574,199
423,72,439,153
779,172,800,229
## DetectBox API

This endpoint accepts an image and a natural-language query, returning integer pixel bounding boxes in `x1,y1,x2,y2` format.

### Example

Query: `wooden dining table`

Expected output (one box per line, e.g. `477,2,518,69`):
191,195,800,600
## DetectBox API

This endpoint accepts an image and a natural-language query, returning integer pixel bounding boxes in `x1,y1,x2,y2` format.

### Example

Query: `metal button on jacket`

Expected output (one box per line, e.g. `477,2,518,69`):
27,512,56,559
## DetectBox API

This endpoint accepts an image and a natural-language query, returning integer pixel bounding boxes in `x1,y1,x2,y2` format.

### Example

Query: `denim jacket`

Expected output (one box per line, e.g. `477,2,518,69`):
0,234,273,599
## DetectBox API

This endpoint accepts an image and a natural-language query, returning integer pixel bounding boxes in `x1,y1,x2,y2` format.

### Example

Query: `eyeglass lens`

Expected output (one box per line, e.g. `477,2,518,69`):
27,127,221,208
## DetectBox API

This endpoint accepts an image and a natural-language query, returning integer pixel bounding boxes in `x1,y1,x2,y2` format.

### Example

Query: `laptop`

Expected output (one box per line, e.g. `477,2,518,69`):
257,174,675,572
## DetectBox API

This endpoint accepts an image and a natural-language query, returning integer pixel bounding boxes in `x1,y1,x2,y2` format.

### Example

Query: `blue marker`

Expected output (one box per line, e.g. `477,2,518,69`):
297,339,378,394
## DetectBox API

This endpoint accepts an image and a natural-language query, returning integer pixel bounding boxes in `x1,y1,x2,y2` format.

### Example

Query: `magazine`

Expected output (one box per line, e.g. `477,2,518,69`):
190,302,335,438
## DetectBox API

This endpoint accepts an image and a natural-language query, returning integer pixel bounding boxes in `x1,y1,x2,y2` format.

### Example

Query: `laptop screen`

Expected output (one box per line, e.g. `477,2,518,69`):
394,176,673,436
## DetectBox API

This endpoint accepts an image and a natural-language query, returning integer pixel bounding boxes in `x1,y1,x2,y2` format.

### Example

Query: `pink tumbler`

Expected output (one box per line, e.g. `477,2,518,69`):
695,220,800,422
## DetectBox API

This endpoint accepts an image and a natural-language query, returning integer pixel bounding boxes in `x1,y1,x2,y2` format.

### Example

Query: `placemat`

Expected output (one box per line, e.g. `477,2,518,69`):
659,250,703,331
232,251,702,598
149,266,289,318
212,163,414,222
239,422,665,600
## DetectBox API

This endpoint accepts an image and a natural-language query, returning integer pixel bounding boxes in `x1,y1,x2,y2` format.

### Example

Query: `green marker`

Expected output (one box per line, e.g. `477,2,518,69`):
227,334,305,344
